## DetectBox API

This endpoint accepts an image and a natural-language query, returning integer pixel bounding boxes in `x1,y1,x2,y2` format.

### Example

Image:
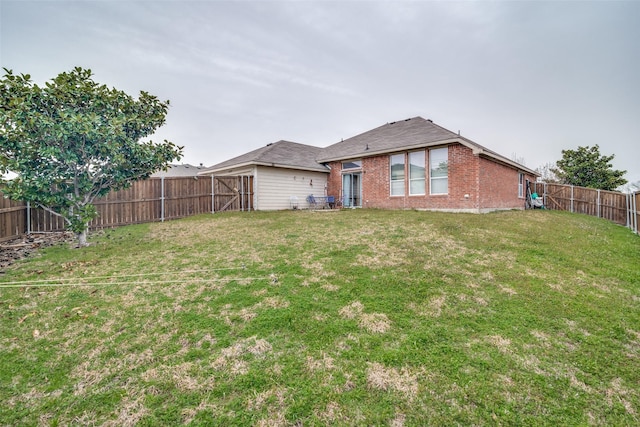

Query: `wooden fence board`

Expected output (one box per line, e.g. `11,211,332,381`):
0,177,218,240
631,192,640,234
2,179,635,240
213,176,254,212
531,182,629,225
0,192,26,242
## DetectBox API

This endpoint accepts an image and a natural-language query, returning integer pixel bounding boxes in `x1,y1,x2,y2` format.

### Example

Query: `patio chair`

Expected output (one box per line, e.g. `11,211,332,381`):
289,195,299,210
327,196,335,209
306,194,318,209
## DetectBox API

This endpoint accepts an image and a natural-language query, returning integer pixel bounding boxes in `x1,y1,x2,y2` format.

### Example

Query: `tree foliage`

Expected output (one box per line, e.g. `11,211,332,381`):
551,145,626,191
0,67,182,246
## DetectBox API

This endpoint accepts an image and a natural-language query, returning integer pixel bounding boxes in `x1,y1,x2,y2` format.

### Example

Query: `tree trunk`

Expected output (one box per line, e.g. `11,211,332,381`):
76,228,89,247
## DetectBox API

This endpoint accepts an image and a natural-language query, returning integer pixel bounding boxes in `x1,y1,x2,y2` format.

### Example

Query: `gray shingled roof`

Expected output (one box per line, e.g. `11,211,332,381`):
199,140,329,174
316,116,538,175
151,164,206,177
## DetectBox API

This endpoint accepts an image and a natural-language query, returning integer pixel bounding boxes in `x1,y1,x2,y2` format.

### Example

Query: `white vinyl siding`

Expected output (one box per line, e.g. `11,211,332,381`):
256,166,328,210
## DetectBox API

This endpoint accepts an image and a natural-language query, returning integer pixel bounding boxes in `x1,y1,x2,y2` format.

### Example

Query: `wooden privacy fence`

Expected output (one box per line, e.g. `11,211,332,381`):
0,193,27,243
530,182,639,234
1,176,255,242
213,176,254,213
2,178,637,241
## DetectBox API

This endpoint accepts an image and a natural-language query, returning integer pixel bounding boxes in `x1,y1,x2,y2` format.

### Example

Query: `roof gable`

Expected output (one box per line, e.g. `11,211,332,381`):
317,116,538,176
200,140,329,174
317,117,459,162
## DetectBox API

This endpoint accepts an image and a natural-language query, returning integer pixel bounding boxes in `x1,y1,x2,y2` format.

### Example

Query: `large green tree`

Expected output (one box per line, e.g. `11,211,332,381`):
0,67,182,246
552,145,626,191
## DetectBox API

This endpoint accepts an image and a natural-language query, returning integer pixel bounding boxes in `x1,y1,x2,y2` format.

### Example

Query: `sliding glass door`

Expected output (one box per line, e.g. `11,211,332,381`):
342,173,362,207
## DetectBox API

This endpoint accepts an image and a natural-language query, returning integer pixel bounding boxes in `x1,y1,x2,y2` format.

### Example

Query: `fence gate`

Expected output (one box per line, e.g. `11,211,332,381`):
213,176,254,212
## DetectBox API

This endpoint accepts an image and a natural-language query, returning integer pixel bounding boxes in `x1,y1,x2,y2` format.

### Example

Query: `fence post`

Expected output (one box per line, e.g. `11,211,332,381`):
247,176,251,211
160,176,165,222
211,175,215,214
633,193,637,234
631,193,634,234
570,185,574,213
26,201,31,234
631,193,640,234
626,193,633,230
240,176,245,212
597,189,601,218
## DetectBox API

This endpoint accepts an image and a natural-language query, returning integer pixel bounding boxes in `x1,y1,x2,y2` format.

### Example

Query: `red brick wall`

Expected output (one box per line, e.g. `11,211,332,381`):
325,161,343,199
477,157,536,210
325,144,535,211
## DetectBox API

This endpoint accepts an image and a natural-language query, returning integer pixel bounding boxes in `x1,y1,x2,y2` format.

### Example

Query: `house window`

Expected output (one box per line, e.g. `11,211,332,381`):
518,173,524,198
409,151,426,195
342,160,362,170
390,153,405,196
429,147,448,194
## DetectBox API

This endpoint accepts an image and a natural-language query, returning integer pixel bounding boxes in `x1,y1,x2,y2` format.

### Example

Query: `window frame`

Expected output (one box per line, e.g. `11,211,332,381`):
429,147,449,195
390,153,406,196
408,150,426,196
342,159,362,171
518,173,525,198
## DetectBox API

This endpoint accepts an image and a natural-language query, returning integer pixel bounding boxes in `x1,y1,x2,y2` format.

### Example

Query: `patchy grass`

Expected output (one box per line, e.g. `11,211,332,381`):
1,209,639,425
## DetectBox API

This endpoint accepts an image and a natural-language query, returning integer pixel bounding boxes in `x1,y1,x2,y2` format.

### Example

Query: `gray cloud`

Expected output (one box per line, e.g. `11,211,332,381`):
1,0,638,184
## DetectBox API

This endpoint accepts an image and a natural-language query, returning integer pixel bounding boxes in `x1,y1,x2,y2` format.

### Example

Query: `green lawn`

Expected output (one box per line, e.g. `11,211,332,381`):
1,209,639,426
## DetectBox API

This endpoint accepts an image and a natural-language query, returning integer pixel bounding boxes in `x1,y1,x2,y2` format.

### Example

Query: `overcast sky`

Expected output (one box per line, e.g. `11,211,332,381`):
2,0,639,186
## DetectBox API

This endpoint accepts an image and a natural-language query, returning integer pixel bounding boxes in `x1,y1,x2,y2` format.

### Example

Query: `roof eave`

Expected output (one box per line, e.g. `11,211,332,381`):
259,162,329,173
316,137,540,176
476,153,540,176
199,161,328,176
317,138,463,163
198,161,257,175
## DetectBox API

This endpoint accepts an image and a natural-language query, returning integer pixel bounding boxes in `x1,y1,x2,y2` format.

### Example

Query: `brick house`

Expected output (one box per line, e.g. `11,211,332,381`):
200,116,538,212
316,117,538,212
199,140,329,211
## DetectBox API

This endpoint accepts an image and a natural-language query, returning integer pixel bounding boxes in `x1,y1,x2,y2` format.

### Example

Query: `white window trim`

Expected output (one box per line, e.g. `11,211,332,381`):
408,150,426,196
342,159,362,171
429,147,449,195
390,153,405,197
518,173,525,198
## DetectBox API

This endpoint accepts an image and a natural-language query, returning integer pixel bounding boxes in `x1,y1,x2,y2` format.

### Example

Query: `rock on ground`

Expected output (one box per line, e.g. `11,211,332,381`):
0,232,76,271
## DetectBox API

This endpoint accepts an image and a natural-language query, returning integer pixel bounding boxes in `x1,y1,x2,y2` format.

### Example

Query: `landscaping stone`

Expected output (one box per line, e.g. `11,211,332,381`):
0,232,75,271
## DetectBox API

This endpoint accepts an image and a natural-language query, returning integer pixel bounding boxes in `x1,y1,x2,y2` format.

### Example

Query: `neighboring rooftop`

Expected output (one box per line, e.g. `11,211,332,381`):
151,164,207,177
199,140,329,174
